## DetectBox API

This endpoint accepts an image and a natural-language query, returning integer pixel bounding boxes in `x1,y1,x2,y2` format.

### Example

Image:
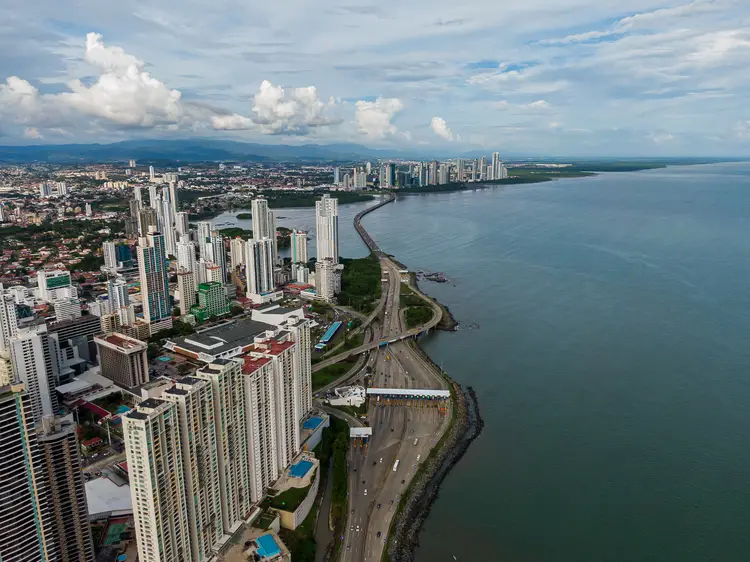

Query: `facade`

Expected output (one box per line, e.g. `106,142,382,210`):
0,384,48,562
290,230,308,264
245,339,300,470
123,398,192,562
245,238,275,297
162,378,224,562
36,416,95,562
287,319,312,419
230,237,245,269
240,356,279,502
177,237,198,274
10,324,59,424
54,297,82,322
137,229,172,331
176,211,190,237
294,265,310,284
194,359,253,532
205,232,227,284
178,269,197,316
94,333,149,388
0,291,19,354
315,194,339,264
315,259,341,303
37,269,73,303
191,281,231,322
138,207,157,237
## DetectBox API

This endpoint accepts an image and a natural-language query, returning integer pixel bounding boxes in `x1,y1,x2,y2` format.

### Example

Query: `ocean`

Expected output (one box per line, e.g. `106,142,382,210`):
213,162,750,561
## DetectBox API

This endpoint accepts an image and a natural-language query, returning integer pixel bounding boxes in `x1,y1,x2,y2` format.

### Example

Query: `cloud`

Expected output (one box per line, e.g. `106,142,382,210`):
526,100,550,109
734,120,750,139
430,116,455,140
250,80,340,135
211,113,254,130
492,99,551,110
24,127,42,139
649,131,675,144
0,33,192,130
541,0,718,45
354,98,403,139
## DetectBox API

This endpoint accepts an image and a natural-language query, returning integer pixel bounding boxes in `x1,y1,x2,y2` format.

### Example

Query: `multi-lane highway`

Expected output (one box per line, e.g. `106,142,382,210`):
338,196,452,562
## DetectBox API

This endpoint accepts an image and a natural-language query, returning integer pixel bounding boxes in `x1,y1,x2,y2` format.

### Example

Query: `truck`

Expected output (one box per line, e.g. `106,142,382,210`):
393,460,400,472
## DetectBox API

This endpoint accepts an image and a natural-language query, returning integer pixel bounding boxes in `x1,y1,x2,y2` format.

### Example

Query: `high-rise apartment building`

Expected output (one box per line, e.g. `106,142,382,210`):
197,222,212,259
123,398,192,562
315,259,340,302
229,237,245,270
0,291,19,354
240,356,279,502
177,269,197,316
177,237,198,274
138,207,158,237
0,384,48,562
191,282,231,322
245,238,275,297
246,338,300,470
287,318,312,419
137,229,172,332
54,296,82,322
251,198,277,265
480,155,488,180
194,359,252,531
162,377,223,561
176,211,190,237
315,194,339,264
205,232,227,283
36,416,95,562
37,269,73,303
333,166,340,185
95,333,149,388
10,324,60,424
291,230,308,264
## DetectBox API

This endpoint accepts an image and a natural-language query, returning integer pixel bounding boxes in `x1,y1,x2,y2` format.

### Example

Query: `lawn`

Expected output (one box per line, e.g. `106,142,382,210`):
269,478,314,512
312,360,358,390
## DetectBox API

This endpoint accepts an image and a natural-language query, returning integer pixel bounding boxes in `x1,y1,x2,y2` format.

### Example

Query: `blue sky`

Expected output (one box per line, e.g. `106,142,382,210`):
1,0,749,155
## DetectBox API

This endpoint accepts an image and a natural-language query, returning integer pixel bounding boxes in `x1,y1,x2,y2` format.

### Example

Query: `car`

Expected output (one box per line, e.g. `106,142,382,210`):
379,457,383,463
351,509,354,514
362,480,366,484
401,479,405,484
350,526,354,531
377,503,381,509
391,428,394,432
353,467,357,472
373,461,377,466
356,526,360,532
364,489,368,495
390,499,394,504
377,531,382,538
347,545,351,551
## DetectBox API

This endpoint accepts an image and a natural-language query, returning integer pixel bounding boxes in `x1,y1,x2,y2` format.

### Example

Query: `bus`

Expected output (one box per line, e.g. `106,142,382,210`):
393,460,400,472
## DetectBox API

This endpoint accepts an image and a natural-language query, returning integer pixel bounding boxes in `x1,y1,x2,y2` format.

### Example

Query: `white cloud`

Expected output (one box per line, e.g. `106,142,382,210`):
211,113,254,130
649,131,675,143
734,120,750,139
24,127,42,139
542,0,719,45
355,98,404,139
492,99,551,110
430,116,455,140
249,80,341,135
0,33,191,129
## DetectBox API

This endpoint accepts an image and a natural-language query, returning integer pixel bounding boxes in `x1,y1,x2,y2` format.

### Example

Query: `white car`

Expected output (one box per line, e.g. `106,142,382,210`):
356,526,360,532
364,489,368,496
379,457,383,463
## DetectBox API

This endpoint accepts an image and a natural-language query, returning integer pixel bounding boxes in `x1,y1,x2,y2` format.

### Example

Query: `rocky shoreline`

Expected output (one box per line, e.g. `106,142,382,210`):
385,353,484,561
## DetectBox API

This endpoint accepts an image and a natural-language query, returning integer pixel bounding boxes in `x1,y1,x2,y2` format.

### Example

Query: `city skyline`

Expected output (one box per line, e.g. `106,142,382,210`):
1,1,749,156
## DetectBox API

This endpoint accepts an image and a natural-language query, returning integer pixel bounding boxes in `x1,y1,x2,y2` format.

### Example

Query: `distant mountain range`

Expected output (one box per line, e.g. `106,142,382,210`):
0,139,443,164
0,139,742,165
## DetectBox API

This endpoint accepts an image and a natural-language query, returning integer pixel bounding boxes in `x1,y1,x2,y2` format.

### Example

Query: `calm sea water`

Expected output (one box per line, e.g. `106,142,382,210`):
217,162,750,561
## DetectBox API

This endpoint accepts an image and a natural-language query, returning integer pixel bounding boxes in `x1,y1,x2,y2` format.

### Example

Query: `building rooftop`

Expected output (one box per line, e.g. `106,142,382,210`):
96,333,146,351
248,339,294,357
165,318,275,359
241,355,271,374
86,476,132,516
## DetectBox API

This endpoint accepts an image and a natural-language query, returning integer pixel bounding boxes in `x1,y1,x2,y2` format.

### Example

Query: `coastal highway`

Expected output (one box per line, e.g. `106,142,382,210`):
341,195,451,562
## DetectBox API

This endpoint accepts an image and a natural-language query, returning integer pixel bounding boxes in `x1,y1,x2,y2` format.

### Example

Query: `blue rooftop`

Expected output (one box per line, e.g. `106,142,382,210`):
320,321,342,344
303,416,323,430
289,459,313,479
256,534,280,559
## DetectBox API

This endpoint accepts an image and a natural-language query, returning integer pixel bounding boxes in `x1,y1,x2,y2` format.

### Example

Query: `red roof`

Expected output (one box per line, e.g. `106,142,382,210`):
82,437,102,447
241,355,271,374
248,339,294,357
118,461,128,473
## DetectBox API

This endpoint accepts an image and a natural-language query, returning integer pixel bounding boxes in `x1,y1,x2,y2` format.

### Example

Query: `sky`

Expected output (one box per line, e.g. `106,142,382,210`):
1,0,749,156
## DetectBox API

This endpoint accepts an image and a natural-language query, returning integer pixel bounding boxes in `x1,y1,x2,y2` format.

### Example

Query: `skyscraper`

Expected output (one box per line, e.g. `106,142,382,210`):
159,187,177,257
10,324,59,424
137,229,172,332
333,166,340,185
291,230,308,264
36,416,95,562
148,183,158,209
176,211,190,237
37,269,74,303
177,269,197,316
429,161,439,185
162,377,223,561
480,155,488,180
0,384,47,562
491,151,500,179
123,398,192,562
245,238,275,296
149,165,155,181
197,221,212,259
95,333,149,387
177,237,198,274
192,282,231,322
457,159,465,183
240,356,279,502
0,291,19,354
138,207,158,237
194,359,253,531
251,197,277,265
229,237,245,270
315,194,339,264
205,231,227,283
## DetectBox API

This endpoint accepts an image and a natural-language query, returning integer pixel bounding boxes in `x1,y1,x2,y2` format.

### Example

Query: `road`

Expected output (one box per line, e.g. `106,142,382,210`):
339,195,451,562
